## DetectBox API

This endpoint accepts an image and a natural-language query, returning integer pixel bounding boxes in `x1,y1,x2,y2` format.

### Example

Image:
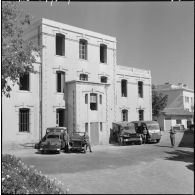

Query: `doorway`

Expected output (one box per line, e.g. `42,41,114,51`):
90,122,99,145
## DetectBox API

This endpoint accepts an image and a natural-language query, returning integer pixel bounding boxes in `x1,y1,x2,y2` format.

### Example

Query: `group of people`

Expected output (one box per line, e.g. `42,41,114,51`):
63,131,92,153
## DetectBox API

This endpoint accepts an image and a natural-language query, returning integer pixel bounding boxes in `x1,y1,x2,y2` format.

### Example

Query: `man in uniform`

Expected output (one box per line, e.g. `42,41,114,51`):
83,132,92,152
169,126,176,148
142,126,148,144
64,130,70,153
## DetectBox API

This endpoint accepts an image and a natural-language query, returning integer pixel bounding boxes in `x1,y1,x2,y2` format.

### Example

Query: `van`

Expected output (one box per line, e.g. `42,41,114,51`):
131,121,161,143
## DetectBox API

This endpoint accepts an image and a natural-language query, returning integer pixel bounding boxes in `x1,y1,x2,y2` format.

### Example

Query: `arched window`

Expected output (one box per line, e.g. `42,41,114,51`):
122,109,128,121
19,108,30,132
121,79,127,97
79,39,87,60
56,33,65,56
100,44,107,63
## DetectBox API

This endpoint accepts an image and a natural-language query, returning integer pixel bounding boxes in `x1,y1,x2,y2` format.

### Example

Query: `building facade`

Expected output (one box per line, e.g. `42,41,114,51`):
154,83,194,131
2,18,152,145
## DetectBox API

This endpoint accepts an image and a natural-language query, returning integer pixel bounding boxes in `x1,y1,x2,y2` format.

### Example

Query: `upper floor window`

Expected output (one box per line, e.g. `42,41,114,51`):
57,71,65,93
139,110,144,121
122,109,128,121
121,79,127,97
85,94,88,104
185,96,189,103
100,44,107,63
80,74,88,81
79,39,87,60
56,33,65,56
19,73,29,91
100,76,107,83
138,81,143,98
99,95,102,104
90,93,97,110
19,108,30,132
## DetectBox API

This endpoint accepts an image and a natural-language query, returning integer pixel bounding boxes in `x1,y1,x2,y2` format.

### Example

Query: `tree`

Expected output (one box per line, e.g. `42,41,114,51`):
2,2,40,97
152,84,168,119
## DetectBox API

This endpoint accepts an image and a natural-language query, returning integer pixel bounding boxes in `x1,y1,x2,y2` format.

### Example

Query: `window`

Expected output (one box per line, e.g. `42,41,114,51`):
85,94,88,104
176,119,181,124
100,76,107,83
19,73,29,91
19,108,30,132
100,122,103,131
80,74,88,81
99,95,102,104
79,39,87,60
90,93,97,110
185,96,189,103
138,81,143,98
121,79,127,97
122,109,128,121
56,109,65,127
85,123,88,132
57,71,65,93
100,44,107,63
139,110,144,121
56,33,65,56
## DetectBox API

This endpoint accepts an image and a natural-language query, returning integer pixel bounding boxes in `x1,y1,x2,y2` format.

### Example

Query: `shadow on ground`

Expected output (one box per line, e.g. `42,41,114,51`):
178,130,194,148
164,149,194,171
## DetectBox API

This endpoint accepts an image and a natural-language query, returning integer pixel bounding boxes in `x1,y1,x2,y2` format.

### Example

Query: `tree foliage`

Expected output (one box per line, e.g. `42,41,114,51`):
2,2,40,97
152,84,168,118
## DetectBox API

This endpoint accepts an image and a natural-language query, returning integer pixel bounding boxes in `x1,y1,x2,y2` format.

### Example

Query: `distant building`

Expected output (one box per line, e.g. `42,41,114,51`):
2,18,152,145
154,82,194,131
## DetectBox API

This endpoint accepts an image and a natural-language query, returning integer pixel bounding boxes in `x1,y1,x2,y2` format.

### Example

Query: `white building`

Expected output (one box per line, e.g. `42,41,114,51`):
2,18,152,146
154,83,194,131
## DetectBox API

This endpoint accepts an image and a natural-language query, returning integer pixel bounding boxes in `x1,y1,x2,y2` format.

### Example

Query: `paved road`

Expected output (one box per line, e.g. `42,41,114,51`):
2,131,194,194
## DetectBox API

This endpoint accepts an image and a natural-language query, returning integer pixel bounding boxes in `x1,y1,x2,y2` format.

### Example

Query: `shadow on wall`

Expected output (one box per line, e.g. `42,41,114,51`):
178,130,194,148
164,149,194,171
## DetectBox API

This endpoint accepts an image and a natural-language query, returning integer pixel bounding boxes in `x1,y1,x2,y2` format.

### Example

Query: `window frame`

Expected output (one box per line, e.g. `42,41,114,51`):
138,109,144,121
19,108,30,132
100,44,107,63
122,109,128,121
138,81,143,98
80,74,88,81
121,79,127,97
79,39,88,60
19,73,30,91
90,93,98,110
100,76,108,83
56,71,65,93
56,33,65,56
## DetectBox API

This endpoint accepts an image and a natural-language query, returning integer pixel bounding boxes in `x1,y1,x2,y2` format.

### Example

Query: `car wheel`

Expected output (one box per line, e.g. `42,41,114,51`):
156,139,160,143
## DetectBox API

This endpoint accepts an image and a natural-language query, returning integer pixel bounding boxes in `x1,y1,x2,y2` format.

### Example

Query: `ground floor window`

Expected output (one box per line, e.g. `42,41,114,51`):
122,109,128,121
139,110,144,121
19,108,30,132
56,108,65,127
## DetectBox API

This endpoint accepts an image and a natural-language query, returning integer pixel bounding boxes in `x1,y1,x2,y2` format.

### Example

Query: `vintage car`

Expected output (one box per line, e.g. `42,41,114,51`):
131,121,161,143
112,122,142,145
69,132,87,153
35,127,67,154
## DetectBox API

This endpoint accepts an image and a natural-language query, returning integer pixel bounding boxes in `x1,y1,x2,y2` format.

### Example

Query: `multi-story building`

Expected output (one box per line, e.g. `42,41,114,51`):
154,82,194,131
2,18,152,146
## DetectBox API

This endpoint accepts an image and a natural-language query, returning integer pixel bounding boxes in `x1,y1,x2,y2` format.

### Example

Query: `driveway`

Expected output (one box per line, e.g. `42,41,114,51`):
2,131,194,194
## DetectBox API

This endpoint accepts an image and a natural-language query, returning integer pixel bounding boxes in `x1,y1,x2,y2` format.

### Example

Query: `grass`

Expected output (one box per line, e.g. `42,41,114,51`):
1,154,65,194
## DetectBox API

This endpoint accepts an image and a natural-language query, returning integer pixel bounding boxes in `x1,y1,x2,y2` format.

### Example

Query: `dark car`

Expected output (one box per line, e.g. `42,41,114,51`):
131,121,161,143
69,132,87,153
35,127,67,154
112,122,142,145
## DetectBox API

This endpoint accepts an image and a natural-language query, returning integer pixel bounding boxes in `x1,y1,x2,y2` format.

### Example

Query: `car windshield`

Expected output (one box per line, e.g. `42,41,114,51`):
147,124,160,130
47,134,60,139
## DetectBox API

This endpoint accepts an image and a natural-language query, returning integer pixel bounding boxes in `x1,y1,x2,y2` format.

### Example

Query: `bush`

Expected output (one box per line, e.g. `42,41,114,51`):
2,154,65,194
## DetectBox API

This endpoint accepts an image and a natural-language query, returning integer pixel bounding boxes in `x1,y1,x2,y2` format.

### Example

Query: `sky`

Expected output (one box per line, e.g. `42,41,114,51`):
18,1,194,89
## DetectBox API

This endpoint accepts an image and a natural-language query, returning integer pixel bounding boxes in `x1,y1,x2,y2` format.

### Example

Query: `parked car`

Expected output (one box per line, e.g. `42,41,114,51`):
69,132,87,153
35,127,67,154
131,121,161,143
112,122,142,145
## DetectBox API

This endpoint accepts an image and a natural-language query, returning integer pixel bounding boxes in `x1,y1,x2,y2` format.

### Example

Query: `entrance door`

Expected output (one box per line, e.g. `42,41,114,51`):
90,122,99,145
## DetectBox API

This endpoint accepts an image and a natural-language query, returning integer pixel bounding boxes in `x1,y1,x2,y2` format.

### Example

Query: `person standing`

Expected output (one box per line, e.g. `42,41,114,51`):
83,132,92,152
64,131,70,153
142,126,148,144
170,126,176,148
